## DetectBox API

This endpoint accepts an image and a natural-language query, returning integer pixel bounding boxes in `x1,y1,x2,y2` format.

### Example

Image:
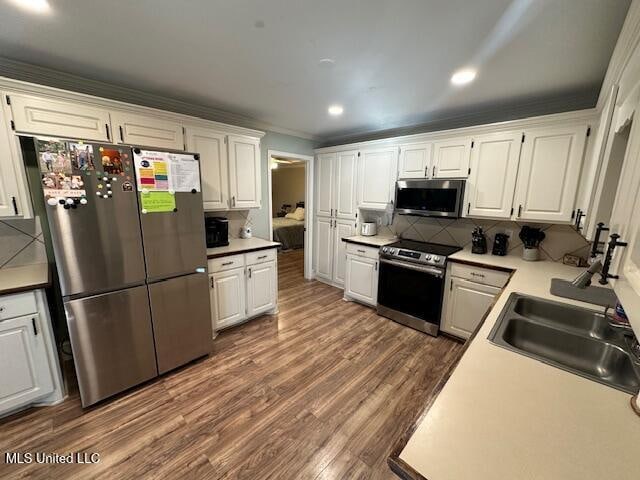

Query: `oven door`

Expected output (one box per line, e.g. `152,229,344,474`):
377,257,445,335
395,179,465,218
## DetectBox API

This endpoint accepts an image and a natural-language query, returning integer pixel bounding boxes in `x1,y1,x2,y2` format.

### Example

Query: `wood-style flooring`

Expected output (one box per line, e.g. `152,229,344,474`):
0,249,463,479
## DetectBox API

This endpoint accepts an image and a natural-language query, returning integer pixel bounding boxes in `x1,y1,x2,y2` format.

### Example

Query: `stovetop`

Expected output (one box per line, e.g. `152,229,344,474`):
381,240,461,268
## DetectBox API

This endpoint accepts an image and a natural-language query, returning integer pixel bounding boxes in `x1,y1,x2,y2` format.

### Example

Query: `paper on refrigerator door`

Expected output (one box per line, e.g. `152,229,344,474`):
134,150,171,191
169,154,201,192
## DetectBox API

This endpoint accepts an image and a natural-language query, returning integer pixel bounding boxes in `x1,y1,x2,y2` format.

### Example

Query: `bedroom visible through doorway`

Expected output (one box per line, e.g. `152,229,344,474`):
268,152,312,279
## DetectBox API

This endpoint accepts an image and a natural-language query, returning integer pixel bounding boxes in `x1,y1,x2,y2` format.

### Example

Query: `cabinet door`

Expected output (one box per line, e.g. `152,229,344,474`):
0,108,22,217
0,314,54,412
314,216,334,282
332,220,356,287
247,261,277,317
211,267,247,329
398,143,432,179
111,111,184,150
335,150,358,219
316,153,335,217
185,127,229,210
7,93,111,141
513,125,588,223
228,135,261,209
441,277,500,339
358,147,398,210
433,137,472,178
465,132,522,219
345,254,378,306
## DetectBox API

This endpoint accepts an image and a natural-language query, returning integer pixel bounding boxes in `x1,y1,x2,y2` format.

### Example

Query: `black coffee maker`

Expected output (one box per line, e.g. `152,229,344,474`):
492,233,509,256
471,227,487,254
205,217,229,248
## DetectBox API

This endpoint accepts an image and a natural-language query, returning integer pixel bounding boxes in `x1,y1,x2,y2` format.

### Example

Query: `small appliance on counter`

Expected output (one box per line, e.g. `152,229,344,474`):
361,222,377,236
492,233,509,256
519,226,545,261
240,225,252,239
205,216,229,247
471,227,487,254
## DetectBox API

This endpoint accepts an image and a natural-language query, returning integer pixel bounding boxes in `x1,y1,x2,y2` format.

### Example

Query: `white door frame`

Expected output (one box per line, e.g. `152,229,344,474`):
267,150,314,280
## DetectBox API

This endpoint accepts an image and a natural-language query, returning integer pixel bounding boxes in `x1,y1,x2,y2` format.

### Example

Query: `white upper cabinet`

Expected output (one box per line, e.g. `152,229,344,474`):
111,111,184,150
0,108,23,218
398,142,432,179
513,125,588,223
6,93,111,141
432,137,472,178
465,132,523,219
334,150,358,219
316,153,335,217
185,127,228,210
228,135,261,209
358,147,398,210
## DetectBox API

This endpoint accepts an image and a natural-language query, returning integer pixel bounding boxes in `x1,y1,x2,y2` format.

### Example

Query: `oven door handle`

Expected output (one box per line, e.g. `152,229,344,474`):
379,258,444,277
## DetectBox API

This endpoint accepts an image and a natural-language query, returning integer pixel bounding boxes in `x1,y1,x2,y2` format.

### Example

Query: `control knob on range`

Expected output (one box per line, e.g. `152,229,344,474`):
382,247,388,253
432,255,441,263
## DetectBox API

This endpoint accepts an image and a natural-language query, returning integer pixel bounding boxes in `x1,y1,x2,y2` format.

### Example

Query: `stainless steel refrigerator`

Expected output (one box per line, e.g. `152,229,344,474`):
23,137,212,407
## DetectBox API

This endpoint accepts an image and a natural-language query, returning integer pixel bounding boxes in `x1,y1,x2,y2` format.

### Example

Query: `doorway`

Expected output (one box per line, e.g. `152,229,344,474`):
267,150,314,280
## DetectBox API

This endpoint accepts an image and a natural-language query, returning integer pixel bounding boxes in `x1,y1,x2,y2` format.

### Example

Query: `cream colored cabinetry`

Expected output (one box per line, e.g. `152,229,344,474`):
315,151,358,219
314,216,355,287
208,248,277,331
185,127,228,210
398,143,432,179
344,243,379,306
0,105,24,218
228,135,261,209
111,111,184,150
464,132,523,219
358,147,398,210
441,263,509,339
513,124,589,223
432,137,472,178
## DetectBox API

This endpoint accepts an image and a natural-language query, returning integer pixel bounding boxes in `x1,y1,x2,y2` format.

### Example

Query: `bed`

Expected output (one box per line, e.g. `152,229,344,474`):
273,202,305,250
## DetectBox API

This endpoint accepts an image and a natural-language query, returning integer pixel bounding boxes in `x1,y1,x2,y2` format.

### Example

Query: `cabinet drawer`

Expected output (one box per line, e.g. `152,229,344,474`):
208,254,246,273
345,242,379,260
449,262,510,288
0,291,38,321
245,248,277,266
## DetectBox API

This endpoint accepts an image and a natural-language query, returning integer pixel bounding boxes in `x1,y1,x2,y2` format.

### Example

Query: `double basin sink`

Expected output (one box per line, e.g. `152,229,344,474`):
488,294,640,394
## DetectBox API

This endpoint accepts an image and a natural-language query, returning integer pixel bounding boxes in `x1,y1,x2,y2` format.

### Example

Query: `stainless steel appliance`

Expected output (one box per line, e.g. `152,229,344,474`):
360,222,377,236
395,179,465,218
205,216,229,247
23,137,213,406
377,240,461,335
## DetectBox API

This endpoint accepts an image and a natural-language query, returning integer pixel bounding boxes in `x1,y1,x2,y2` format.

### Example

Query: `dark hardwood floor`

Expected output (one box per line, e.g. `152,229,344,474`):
0,249,463,479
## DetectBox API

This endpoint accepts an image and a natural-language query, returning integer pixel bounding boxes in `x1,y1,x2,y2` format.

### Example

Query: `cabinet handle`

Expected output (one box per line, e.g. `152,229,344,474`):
32,317,38,336
424,165,428,177
119,125,124,142
357,249,366,254
105,123,110,141
432,165,436,177
232,196,236,207
222,261,234,266
257,255,268,260
467,203,470,215
248,268,252,278
375,262,378,271
11,196,18,215
470,272,485,278
518,205,522,217
210,277,214,288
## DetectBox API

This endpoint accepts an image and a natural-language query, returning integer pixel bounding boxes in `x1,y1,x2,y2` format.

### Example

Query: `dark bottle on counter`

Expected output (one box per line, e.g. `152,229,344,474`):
471,227,487,254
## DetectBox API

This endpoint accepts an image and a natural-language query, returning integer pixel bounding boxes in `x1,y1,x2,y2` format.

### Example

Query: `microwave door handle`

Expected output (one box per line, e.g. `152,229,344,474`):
379,258,444,277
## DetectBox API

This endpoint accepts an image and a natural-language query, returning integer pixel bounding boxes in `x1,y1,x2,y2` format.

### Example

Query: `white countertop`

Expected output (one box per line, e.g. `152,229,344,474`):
342,234,397,247
400,246,640,480
0,262,50,295
206,237,280,258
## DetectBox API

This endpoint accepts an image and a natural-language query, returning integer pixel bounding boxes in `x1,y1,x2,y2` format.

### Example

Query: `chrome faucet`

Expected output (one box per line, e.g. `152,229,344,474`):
571,259,603,289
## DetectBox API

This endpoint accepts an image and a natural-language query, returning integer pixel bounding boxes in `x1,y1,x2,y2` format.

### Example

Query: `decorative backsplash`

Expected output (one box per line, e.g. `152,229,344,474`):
370,214,591,262
204,210,257,239
0,217,48,269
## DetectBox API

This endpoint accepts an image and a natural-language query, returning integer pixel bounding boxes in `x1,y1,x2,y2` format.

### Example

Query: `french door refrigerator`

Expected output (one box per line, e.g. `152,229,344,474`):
22,137,212,407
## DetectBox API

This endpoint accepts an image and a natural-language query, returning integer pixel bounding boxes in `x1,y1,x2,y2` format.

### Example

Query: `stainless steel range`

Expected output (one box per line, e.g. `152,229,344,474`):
377,240,461,335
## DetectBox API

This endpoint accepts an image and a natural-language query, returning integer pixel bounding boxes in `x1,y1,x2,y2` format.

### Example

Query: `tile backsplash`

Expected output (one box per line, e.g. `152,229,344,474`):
363,212,590,262
204,210,257,239
0,216,48,269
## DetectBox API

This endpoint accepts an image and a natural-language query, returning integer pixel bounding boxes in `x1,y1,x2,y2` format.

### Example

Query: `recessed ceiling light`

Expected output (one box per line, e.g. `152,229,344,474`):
318,58,335,68
9,0,51,13
328,105,344,116
451,68,477,86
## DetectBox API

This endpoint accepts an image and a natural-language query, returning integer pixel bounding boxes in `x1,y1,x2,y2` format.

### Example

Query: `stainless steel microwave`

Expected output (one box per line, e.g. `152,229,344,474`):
394,179,465,218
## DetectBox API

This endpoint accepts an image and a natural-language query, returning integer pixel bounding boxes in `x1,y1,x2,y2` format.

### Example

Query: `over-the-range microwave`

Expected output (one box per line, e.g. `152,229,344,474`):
394,179,465,218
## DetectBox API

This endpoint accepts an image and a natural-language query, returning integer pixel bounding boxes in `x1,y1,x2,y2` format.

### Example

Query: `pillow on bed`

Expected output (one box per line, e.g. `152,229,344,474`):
285,207,305,221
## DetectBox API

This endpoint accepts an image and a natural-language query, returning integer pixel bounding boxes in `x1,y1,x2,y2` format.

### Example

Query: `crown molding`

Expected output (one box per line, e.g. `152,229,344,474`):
0,57,319,141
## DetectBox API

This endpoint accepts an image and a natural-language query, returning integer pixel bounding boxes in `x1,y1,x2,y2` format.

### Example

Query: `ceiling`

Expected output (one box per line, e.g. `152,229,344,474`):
0,0,630,142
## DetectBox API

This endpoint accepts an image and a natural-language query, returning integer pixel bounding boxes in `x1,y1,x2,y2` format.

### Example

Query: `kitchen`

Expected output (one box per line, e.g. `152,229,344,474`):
1,1,640,479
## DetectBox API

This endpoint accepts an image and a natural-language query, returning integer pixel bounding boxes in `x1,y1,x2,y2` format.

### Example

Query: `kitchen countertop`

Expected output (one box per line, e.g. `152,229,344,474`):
342,234,397,248
207,237,281,259
393,246,640,480
0,263,51,295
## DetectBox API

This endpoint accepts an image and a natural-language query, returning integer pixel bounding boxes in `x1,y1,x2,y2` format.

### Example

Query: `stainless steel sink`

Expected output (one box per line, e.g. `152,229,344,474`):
489,294,640,394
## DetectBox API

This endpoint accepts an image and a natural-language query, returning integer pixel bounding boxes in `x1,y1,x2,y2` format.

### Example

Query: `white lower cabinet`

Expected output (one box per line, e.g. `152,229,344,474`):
209,248,278,331
0,290,64,417
344,245,379,307
441,263,508,339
